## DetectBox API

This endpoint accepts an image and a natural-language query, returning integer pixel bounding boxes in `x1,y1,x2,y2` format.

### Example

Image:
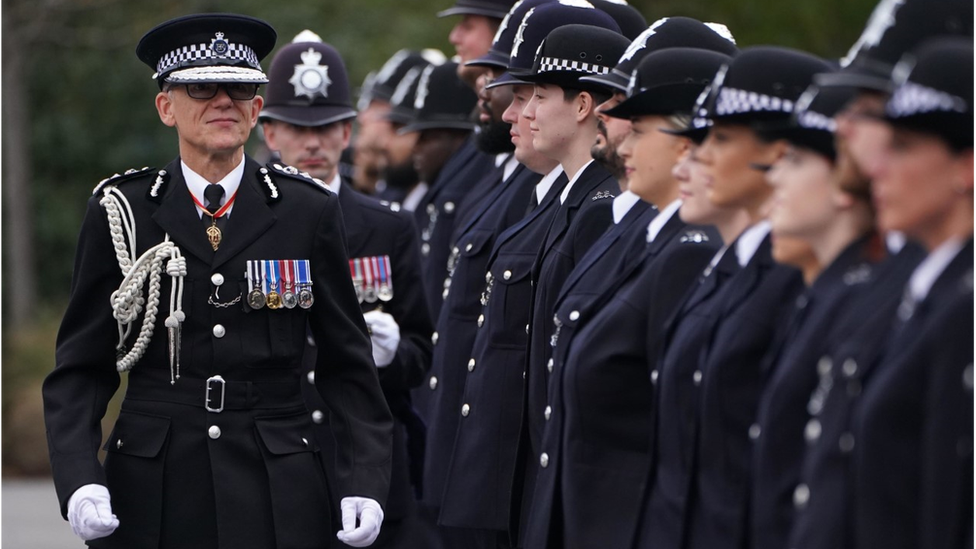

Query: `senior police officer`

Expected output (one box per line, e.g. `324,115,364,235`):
43,14,392,549
259,33,435,549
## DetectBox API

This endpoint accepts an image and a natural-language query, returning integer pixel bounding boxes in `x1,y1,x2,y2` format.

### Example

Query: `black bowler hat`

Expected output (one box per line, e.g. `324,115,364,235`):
136,13,276,86
603,48,733,119
259,33,355,127
516,24,630,91
588,0,647,41
467,0,554,70
883,37,973,150
817,0,972,93
359,49,447,109
400,61,478,133
703,46,833,126
486,1,620,89
580,16,738,92
386,65,433,125
438,0,518,19
756,84,857,161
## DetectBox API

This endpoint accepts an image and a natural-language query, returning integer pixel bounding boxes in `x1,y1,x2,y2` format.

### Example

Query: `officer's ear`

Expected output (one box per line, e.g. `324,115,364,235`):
247,95,264,129
156,91,177,128
341,120,353,149
262,120,280,151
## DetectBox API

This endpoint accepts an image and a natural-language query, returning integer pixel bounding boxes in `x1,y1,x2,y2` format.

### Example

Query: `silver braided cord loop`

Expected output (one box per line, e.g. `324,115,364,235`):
99,185,186,377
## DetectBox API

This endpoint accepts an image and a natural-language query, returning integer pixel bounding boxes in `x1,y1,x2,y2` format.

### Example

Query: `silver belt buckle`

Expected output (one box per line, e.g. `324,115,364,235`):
205,375,226,413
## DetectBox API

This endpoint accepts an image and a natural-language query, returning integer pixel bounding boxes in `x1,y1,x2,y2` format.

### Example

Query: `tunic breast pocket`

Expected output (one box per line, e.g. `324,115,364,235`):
450,230,494,318
240,303,306,368
487,255,534,349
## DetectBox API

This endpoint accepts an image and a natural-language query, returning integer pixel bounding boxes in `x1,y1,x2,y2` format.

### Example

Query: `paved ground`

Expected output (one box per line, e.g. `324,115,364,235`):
3,477,83,548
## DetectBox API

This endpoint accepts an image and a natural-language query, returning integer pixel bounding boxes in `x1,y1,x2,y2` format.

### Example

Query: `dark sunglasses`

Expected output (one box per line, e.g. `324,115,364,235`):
180,82,260,101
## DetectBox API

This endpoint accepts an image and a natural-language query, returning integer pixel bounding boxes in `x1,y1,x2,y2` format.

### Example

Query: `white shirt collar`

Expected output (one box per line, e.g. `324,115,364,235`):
324,173,341,195
886,231,907,254
735,220,772,267
646,199,682,242
182,157,245,219
400,182,429,212
502,155,519,182
908,237,965,302
559,159,595,204
535,165,564,205
612,191,641,224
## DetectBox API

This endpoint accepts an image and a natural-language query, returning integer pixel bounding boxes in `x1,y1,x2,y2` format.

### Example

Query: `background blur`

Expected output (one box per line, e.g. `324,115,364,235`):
2,0,877,479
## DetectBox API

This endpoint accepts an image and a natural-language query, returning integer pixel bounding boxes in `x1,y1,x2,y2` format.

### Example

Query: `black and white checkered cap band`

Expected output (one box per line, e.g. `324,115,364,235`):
156,41,261,78
796,110,836,132
714,86,794,117
538,56,612,76
887,81,968,118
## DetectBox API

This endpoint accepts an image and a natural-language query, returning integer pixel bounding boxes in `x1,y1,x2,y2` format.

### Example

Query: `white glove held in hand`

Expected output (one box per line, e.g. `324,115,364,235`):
363,310,400,368
67,484,119,541
336,496,384,547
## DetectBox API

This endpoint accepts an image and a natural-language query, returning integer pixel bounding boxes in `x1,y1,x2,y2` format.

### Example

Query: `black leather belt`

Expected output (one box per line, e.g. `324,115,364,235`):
125,376,305,412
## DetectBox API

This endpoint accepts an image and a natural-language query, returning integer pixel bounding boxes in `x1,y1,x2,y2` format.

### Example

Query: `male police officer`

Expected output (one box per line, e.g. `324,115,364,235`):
259,33,435,549
43,14,391,549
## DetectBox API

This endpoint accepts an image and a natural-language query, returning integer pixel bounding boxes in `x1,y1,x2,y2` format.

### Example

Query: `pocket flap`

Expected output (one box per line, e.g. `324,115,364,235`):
492,257,534,286
255,413,318,455
104,410,171,458
459,230,493,258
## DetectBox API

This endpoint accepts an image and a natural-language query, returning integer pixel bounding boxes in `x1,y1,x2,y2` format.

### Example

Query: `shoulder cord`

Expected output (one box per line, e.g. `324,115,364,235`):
99,186,186,383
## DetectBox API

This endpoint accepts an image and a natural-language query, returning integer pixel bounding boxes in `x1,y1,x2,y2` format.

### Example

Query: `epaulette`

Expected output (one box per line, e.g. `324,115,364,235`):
378,200,403,212
679,229,711,244
264,163,332,201
91,167,154,196
591,190,615,201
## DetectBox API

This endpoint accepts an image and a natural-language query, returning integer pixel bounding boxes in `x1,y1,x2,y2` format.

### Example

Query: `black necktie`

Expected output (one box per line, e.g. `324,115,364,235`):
525,191,539,216
204,184,225,215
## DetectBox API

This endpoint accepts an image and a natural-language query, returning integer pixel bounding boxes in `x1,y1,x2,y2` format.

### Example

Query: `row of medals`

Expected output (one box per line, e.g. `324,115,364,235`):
247,280,314,310
355,281,393,304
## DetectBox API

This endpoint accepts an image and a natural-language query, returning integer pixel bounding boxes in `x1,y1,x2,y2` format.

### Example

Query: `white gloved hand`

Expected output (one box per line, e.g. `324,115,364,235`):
336,496,384,547
67,484,119,541
363,310,400,368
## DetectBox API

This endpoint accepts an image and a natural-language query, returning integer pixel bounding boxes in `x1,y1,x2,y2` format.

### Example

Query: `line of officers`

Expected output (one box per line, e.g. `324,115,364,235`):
259,0,974,547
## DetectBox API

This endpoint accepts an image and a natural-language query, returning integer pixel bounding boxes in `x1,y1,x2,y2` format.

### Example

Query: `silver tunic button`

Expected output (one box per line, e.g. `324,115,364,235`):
651,370,659,384
444,201,456,214
461,404,470,417
805,419,822,443
311,410,325,424
429,376,439,390
540,453,550,468
693,370,703,385
302,437,309,447
116,439,124,450
526,324,530,334
432,331,439,345
503,270,512,280
211,273,224,286
544,406,552,421
468,358,476,372
817,356,832,376
427,204,436,215
569,310,580,321
547,358,554,374
465,243,474,252
793,484,810,508
307,371,315,384
748,424,762,440
452,246,460,255
839,432,855,453
842,358,858,377
421,243,431,256
965,364,973,390
208,425,221,440
212,324,226,338
478,314,485,327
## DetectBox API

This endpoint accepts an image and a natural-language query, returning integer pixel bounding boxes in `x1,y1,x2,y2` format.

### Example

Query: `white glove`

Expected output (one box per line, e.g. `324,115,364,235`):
67,484,119,541
363,310,400,368
336,496,384,547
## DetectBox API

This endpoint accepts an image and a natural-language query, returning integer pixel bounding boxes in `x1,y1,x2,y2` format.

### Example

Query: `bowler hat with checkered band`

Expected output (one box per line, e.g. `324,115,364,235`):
514,24,629,92
137,13,276,87
400,61,479,133
260,36,356,127
438,0,518,19
486,1,620,89
580,16,738,93
883,37,973,150
702,46,833,127
816,0,972,93
603,47,733,120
